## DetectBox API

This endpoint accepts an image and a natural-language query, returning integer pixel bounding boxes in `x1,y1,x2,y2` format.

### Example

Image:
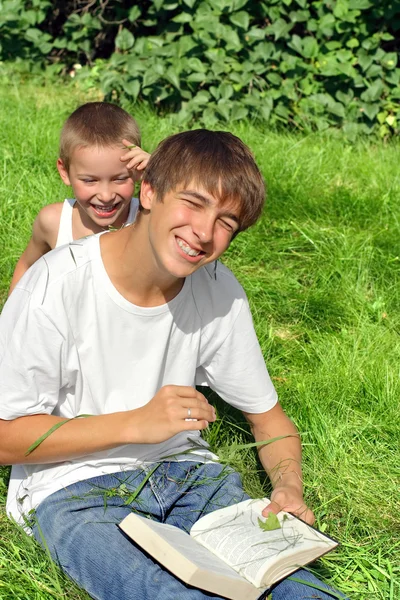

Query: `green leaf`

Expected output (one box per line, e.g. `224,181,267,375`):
217,100,230,120
232,0,249,9
219,83,234,100
269,18,292,41
231,105,248,121
288,34,303,55
222,27,241,50
267,72,282,85
327,100,346,118
187,72,206,82
302,36,319,58
382,52,398,70
360,79,384,102
183,0,197,7
357,50,373,72
360,102,379,120
258,513,281,531
172,12,193,23
187,57,206,72
128,6,141,22
123,79,141,100
346,38,359,48
166,67,180,89
336,89,354,104
348,0,371,8
115,28,135,51
246,27,266,41
230,10,250,30
289,10,310,22
143,70,160,88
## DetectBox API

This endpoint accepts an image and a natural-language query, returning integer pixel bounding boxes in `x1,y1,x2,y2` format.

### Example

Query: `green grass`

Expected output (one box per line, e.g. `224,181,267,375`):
0,67,399,599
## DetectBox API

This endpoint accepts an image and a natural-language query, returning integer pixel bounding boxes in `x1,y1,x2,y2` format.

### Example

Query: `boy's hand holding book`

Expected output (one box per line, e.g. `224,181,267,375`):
120,498,338,600
264,483,315,525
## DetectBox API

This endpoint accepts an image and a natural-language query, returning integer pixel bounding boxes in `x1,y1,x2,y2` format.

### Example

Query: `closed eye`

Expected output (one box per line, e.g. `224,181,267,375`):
219,219,236,232
183,198,201,208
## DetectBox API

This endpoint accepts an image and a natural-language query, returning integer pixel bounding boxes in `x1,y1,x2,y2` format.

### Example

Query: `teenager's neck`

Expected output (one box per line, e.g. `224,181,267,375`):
100,220,185,307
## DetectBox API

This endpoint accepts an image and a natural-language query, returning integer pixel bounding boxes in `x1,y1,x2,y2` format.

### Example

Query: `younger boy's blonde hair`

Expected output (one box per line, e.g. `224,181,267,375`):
59,102,141,172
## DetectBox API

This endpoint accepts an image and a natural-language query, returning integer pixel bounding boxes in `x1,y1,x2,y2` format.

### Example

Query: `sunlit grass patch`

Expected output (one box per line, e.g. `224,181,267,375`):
0,70,399,599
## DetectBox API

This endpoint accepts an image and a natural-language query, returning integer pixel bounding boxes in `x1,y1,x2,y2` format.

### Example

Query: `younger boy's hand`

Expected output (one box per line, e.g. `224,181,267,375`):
121,139,151,174
262,485,315,525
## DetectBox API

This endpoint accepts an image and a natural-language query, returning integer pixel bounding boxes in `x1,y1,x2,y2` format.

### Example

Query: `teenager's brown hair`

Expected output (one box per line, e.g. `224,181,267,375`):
142,129,265,232
59,102,141,171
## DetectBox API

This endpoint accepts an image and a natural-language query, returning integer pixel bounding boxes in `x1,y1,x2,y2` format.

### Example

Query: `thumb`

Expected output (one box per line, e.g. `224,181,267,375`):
262,500,282,517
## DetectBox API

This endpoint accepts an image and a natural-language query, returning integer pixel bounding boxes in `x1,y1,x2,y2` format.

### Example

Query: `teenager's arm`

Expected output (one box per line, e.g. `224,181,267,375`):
243,403,315,525
8,204,61,295
0,385,216,465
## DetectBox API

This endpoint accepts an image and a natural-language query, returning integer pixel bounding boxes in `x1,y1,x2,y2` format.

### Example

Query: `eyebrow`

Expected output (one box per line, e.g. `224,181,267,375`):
179,190,240,224
76,171,129,177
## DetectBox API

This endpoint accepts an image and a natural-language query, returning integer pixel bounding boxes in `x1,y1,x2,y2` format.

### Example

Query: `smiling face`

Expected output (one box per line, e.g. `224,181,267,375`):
140,181,240,280
57,145,136,229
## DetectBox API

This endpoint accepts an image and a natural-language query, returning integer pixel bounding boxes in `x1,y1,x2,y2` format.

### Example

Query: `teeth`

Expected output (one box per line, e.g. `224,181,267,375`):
177,238,200,257
93,205,116,213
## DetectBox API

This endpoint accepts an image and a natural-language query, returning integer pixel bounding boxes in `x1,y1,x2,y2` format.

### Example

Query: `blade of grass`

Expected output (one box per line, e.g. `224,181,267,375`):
25,414,92,456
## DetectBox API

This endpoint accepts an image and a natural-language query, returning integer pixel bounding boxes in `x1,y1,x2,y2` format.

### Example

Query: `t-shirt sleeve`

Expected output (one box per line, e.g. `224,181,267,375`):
197,298,278,413
0,289,66,420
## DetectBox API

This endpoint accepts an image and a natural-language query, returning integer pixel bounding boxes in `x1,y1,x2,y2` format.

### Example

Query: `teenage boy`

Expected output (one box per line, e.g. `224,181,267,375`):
8,101,150,294
0,130,346,600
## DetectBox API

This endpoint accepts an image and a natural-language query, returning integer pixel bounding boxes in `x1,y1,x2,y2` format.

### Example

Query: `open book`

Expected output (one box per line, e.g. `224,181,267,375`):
119,498,338,600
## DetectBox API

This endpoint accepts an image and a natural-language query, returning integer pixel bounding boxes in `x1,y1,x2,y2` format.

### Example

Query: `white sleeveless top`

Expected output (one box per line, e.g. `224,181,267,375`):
55,197,139,247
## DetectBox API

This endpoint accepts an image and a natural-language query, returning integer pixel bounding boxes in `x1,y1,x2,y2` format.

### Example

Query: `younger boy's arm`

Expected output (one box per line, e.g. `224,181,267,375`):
8,204,61,295
243,403,315,525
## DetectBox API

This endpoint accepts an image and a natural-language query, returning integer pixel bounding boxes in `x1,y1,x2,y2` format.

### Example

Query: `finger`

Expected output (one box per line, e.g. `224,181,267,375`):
182,418,210,431
182,404,216,422
174,386,205,400
262,500,282,517
135,160,149,171
126,159,146,170
122,139,136,148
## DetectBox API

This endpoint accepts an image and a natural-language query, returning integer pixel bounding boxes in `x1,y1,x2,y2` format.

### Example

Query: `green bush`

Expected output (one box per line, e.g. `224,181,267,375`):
1,0,400,136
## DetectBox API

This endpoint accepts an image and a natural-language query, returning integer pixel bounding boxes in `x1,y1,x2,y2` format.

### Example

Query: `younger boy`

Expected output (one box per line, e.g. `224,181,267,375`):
8,101,150,294
0,130,346,600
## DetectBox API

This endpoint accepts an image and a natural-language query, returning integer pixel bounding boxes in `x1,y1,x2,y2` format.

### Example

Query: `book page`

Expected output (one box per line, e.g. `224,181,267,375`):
132,517,250,580
190,499,337,588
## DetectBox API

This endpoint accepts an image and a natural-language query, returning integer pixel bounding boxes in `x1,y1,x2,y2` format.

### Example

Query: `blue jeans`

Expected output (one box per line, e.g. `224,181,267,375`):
32,462,347,600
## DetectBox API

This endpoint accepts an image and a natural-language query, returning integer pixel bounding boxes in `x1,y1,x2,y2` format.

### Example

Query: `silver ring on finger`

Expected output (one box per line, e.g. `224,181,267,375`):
187,408,191,418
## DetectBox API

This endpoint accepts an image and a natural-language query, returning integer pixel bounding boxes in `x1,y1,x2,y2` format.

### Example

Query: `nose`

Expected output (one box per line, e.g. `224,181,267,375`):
193,213,215,244
96,183,116,203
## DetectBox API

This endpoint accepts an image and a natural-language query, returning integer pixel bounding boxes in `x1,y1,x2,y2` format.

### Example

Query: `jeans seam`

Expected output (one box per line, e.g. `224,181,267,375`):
145,464,166,521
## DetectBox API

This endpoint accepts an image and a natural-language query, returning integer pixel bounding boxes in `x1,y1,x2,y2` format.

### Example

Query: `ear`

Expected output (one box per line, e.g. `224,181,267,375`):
57,159,71,186
140,181,156,210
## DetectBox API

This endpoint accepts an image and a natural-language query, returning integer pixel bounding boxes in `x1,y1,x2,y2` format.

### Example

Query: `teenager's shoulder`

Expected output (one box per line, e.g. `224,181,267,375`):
192,262,246,297
188,261,247,323
13,237,95,303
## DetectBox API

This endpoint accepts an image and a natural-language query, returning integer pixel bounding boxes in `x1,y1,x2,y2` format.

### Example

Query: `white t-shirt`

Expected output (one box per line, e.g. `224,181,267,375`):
0,234,277,524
